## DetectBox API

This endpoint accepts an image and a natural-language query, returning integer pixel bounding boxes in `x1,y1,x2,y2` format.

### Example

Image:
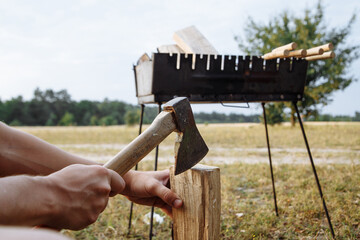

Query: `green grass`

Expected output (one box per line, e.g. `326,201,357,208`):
17,122,360,239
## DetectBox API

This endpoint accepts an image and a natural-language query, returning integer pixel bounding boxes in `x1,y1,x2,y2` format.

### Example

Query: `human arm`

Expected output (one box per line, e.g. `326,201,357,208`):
0,226,71,240
0,121,96,177
0,121,181,222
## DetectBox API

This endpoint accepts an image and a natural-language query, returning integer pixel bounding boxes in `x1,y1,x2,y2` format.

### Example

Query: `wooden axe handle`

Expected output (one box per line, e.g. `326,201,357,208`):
104,111,176,176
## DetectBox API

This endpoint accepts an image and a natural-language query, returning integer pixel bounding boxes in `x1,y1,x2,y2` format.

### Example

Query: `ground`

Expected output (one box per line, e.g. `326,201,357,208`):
18,122,360,239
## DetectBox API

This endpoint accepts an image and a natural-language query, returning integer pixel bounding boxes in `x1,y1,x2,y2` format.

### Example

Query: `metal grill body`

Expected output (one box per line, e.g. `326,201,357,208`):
135,53,308,104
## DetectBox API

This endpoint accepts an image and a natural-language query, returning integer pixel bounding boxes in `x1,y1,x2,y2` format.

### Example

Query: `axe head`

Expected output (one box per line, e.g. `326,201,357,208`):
163,97,209,175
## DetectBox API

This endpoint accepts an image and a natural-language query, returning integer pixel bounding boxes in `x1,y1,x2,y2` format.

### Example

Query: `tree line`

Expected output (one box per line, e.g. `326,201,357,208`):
0,88,358,126
0,88,156,126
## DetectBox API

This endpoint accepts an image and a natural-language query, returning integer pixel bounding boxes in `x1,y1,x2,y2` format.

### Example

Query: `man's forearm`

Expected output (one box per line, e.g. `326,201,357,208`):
0,226,71,240
0,175,57,226
0,122,96,176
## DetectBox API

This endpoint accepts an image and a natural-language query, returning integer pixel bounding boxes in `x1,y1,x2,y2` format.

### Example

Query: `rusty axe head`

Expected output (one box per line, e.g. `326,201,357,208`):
163,97,208,175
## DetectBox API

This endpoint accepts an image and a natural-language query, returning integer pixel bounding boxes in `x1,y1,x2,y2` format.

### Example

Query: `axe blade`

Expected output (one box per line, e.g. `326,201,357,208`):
164,97,209,175
174,127,208,175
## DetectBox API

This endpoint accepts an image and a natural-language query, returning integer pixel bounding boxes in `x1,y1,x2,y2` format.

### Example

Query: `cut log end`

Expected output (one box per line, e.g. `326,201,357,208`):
170,164,221,240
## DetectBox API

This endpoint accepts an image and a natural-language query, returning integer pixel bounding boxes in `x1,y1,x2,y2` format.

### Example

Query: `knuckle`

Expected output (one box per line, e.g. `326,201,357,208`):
87,213,99,225
92,165,109,176
161,189,174,203
97,185,111,195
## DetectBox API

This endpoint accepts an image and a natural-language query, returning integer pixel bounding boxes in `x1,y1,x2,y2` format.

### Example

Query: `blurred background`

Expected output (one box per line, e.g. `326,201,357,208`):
0,0,359,125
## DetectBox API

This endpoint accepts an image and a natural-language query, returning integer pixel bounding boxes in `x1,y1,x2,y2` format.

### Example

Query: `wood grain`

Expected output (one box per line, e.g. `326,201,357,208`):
170,164,221,240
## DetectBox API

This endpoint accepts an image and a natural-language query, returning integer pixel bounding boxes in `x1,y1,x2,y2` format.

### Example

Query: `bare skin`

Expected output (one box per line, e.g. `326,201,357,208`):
0,121,182,238
0,226,71,240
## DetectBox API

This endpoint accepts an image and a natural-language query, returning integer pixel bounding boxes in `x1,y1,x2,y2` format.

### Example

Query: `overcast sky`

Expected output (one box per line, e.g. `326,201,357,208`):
0,0,359,115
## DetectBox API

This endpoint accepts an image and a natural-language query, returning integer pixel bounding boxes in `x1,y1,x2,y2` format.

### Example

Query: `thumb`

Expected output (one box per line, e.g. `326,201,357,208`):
107,169,125,196
153,182,183,208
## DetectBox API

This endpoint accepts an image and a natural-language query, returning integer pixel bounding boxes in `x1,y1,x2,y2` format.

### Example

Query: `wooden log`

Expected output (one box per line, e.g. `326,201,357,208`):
286,49,307,58
310,43,334,53
305,51,335,61
170,164,221,240
306,46,324,56
262,49,290,60
272,42,297,52
173,25,219,54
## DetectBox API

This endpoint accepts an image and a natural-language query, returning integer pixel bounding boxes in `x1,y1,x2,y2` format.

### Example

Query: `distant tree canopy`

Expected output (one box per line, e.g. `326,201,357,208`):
236,1,359,125
0,88,263,126
0,88,138,126
0,88,358,126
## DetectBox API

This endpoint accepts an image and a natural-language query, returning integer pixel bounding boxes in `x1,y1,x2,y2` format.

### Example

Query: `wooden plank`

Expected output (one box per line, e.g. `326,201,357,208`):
170,164,221,240
157,44,184,54
173,26,219,54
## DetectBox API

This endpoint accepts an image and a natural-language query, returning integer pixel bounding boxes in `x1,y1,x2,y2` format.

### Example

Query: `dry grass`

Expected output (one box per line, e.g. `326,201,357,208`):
17,122,360,239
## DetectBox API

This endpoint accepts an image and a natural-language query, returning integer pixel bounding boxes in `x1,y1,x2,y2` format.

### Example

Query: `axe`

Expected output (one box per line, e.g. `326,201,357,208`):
104,97,208,175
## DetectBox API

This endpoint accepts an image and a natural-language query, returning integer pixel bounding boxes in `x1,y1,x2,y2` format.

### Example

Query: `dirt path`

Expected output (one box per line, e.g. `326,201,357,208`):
58,143,360,165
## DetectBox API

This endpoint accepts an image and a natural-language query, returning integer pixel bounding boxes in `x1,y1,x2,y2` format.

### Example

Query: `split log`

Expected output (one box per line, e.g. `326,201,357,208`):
170,164,221,240
173,26,219,54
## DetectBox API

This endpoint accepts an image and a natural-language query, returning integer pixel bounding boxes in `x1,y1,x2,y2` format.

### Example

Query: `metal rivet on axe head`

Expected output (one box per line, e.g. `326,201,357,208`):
163,97,209,175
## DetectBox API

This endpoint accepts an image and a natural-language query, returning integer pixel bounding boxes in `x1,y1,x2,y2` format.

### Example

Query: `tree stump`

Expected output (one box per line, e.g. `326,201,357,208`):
170,164,221,240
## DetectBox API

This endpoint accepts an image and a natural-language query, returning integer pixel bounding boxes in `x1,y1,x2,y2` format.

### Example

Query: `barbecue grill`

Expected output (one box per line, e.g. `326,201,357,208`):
135,53,308,104
129,52,335,239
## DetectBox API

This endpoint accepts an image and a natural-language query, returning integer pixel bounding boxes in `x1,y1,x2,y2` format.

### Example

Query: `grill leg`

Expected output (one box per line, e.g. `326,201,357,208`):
149,103,162,240
262,103,279,216
128,104,145,234
293,102,335,238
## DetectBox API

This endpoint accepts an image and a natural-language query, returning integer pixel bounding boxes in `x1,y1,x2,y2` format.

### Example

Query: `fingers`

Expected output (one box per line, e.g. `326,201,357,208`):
126,196,173,217
154,169,171,186
150,182,183,209
107,169,125,196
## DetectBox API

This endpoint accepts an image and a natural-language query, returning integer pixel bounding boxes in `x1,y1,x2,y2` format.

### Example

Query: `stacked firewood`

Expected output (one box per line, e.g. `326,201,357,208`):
262,42,335,61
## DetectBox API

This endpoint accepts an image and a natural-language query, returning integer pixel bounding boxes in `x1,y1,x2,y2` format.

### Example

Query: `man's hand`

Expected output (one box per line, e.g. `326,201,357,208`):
44,164,125,230
122,169,183,217
0,164,125,231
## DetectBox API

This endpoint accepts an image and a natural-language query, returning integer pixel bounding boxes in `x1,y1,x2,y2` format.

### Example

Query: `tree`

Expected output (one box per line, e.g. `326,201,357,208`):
124,109,140,126
99,115,117,126
235,1,359,125
58,112,75,126
261,103,285,125
33,88,73,124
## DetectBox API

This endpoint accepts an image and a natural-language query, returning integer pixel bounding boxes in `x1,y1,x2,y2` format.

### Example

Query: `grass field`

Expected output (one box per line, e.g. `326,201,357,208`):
19,122,360,239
